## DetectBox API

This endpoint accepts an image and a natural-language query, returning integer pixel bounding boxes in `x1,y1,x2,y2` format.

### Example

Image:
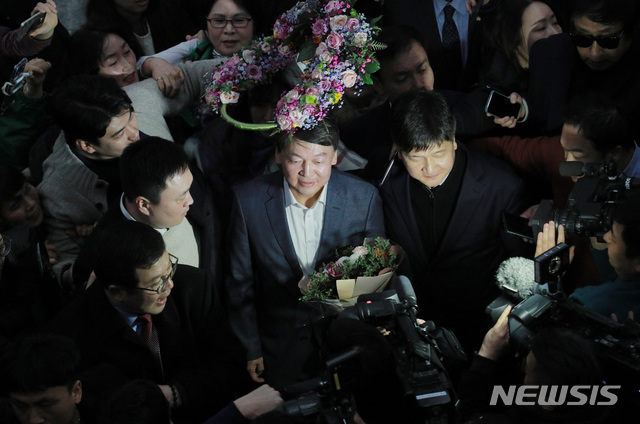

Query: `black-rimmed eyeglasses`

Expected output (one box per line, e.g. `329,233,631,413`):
135,254,178,294
569,31,624,50
207,16,252,28
0,237,11,257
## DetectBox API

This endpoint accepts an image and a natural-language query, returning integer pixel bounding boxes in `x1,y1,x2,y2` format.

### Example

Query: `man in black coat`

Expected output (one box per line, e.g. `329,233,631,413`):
49,221,247,423
379,90,526,354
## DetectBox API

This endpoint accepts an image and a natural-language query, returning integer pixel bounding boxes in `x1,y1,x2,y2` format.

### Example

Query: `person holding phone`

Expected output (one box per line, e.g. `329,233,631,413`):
0,0,58,58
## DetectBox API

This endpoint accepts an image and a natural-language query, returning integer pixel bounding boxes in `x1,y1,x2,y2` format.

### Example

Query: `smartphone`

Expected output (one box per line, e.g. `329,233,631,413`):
17,12,46,41
502,211,534,241
485,90,520,119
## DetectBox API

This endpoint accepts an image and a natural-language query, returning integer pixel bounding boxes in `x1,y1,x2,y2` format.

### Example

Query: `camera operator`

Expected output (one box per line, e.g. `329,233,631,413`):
459,306,615,423
535,192,640,319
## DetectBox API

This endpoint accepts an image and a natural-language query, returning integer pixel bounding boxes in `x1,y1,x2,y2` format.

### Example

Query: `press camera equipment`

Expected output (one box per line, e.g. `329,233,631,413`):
279,348,360,424
531,161,640,240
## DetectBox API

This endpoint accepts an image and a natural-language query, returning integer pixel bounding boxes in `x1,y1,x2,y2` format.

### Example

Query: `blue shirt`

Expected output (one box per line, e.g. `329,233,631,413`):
434,0,469,65
570,278,640,319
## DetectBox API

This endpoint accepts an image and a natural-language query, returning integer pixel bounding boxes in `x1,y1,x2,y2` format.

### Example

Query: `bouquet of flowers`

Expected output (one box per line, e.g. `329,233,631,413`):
203,0,384,134
299,237,403,303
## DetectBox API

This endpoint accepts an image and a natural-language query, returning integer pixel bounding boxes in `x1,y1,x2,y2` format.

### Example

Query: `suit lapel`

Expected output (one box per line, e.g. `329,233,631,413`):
395,170,429,262
316,175,347,265
265,177,303,276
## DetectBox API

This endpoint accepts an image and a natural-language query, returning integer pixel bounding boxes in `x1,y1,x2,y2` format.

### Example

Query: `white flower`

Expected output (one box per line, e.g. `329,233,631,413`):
341,69,358,88
242,50,255,63
329,15,348,31
220,90,240,104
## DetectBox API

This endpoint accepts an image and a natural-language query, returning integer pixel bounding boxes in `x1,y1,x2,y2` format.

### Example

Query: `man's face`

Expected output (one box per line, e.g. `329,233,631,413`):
146,168,194,229
276,139,337,207
375,41,435,102
115,250,175,315
560,123,604,182
10,382,82,424
571,15,632,71
399,140,457,188
0,182,43,228
604,221,640,281
81,110,140,160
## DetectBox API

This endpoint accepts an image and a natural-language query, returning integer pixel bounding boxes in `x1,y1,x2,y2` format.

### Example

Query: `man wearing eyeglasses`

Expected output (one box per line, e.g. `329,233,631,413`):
48,220,249,423
527,0,640,135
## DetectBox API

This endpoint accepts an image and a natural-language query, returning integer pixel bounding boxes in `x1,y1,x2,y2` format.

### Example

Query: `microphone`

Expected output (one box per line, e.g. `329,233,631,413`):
495,257,549,301
395,275,418,310
558,161,586,177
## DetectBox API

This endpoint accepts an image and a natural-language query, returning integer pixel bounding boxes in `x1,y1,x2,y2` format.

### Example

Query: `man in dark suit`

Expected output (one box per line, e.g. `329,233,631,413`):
49,221,246,423
383,0,482,91
226,118,385,387
72,137,221,289
379,89,526,354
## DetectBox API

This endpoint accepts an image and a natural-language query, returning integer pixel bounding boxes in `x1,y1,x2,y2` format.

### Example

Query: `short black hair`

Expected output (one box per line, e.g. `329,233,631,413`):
563,93,634,157
2,334,80,394
569,0,639,36
49,75,134,148
374,25,428,81
390,88,456,152
67,26,143,78
612,192,640,260
120,138,190,204
93,221,166,290
0,164,27,228
102,379,170,424
529,327,602,387
276,116,340,152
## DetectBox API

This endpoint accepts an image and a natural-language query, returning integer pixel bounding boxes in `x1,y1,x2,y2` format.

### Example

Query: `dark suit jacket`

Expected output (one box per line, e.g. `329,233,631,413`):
226,170,385,381
49,265,247,423
379,145,524,350
384,0,482,91
72,164,222,290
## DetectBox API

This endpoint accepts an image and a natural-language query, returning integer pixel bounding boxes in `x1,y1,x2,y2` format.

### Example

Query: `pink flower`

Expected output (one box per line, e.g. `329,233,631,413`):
378,267,393,276
277,114,292,131
305,86,321,97
312,19,328,35
346,18,360,32
289,108,306,126
315,42,328,56
285,89,301,103
325,261,344,279
352,246,368,257
320,51,333,63
325,0,342,15
326,32,344,49
246,64,262,80
318,79,332,91
303,103,318,116
341,69,357,88
260,41,271,52
353,32,367,47
329,15,348,31
220,90,240,104
311,68,323,80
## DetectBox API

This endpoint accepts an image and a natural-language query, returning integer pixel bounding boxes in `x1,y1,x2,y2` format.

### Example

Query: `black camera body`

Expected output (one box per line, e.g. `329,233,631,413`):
532,161,639,240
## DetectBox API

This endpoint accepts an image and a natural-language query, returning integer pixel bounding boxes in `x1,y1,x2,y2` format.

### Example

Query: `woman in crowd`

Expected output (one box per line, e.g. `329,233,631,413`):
455,0,563,137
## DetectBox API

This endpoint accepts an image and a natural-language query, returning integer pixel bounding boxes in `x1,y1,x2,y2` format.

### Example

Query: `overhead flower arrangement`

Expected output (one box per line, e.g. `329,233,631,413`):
203,0,383,133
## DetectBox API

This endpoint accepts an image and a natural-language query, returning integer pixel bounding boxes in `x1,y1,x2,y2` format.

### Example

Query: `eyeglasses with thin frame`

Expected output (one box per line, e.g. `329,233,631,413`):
135,254,179,294
0,236,11,257
206,16,252,28
569,31,624,50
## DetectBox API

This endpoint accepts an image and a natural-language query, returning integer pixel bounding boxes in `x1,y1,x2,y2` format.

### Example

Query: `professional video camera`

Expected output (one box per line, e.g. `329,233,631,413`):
487,245,640,375
532,161,640,240
280,276,464,423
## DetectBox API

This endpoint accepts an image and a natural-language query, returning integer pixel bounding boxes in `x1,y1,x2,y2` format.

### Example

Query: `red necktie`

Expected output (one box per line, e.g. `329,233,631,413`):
136,314,164,377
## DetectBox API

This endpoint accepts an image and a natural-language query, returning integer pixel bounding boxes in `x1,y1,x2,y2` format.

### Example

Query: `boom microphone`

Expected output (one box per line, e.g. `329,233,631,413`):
558,161,587,177
395,275,418,310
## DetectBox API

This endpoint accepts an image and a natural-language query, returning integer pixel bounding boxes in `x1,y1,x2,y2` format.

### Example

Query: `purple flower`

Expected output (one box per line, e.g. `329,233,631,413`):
346,18,360,32
246,64,262,80
312,19,328,36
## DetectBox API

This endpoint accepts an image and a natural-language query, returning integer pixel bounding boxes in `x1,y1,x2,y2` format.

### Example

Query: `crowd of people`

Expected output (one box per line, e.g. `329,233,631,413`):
1,0,640,423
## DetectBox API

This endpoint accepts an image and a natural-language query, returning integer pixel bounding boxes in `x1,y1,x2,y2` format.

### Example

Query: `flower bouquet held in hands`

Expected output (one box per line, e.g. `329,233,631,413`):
299,237,403,304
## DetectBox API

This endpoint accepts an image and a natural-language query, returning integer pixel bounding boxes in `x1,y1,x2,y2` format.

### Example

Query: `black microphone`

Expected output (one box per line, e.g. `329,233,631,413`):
558,161,587,177
395,275,418,310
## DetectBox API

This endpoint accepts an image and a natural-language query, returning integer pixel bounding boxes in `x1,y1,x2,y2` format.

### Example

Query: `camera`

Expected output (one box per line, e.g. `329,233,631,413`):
531,161,640,240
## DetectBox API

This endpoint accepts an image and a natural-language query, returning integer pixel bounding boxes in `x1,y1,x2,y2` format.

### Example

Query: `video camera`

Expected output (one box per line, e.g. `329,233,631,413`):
281,276,464,423
532,161,640,240
487,244,640,375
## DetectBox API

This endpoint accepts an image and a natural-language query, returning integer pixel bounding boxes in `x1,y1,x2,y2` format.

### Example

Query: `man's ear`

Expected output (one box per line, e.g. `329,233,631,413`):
606,145,624,166
105,284,127,302
72,380,82,404
76,139,96,155
135,196,152,217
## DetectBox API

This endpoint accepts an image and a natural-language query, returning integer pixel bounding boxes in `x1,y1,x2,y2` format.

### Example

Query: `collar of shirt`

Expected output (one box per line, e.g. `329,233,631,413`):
113,304,139,330
622,143,640,178
283,178,328,209
434,0,468,16
120,193,168,235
